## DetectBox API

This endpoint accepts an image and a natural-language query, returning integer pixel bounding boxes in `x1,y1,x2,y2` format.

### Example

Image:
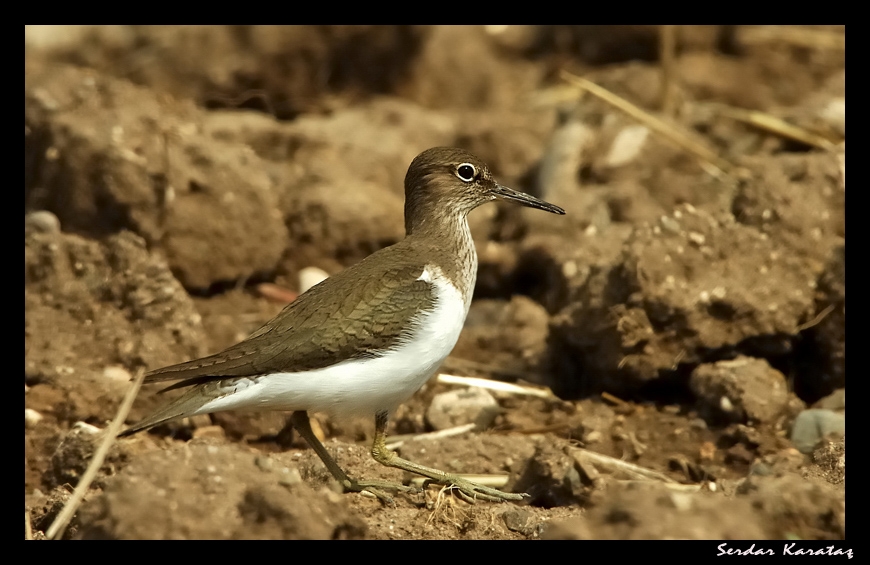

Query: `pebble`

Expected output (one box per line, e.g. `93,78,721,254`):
298,267,329,294
605,125,650,167
278,466,303,487
73,421,101,434
255,455,274,472
690,357,789,425
790,409,846,454
25,210,61,234
502,507,536,536
102,366,132,382
25,408,44,428
425,387,499,431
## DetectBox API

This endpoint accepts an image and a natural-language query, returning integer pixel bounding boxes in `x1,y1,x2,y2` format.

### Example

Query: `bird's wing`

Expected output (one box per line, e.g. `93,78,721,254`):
144,259,436,391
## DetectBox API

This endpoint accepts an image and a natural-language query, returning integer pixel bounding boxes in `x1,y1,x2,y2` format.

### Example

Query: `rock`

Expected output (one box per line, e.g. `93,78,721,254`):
501,507,537,536
25,62,288,290
25,408,44,428
790,409,846,454
516,223,631,314
78,441,367,540
426,387,499,431
743,472,845,539
550,204,821,395
527,118,610,236
605,125,650,168
812,438,845,485
25,229,206,424
25,210,61,234
27,486,76,539
543,481,767,539
102,366,132,383
689,356,790,425
733,153,844,265
512,439,584,507
207,99,456,290
207,98,455,278
235,484,365,540
298,267,329,294
48,422,128,489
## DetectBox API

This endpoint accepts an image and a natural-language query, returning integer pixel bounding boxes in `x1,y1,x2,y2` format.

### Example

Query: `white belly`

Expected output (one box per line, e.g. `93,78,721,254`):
196,266,470,419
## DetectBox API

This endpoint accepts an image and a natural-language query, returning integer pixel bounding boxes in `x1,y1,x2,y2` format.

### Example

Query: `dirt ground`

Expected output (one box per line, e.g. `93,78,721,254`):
25,25,845,540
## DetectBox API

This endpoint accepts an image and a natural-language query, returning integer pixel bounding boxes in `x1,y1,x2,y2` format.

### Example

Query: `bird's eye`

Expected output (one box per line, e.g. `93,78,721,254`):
456,163,477,182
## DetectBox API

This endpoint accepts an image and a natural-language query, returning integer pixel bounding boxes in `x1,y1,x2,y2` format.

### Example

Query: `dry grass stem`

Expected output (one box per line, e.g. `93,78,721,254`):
570,447,679,484
795,303,837,332
436,373,555,399
659,25,678,117
409,474,510,489
45,368,146,540
385,423,476,451
601,391,631,408
25,511,33,541
559,70,733,177
713,104,840,150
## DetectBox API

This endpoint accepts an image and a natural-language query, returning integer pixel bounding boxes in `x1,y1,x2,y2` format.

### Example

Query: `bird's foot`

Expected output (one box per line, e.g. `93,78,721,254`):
422,476,529,504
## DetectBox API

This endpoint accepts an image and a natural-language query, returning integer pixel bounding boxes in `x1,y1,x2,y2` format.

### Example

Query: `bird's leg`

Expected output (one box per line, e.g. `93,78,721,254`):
289,411,419,505
370,411,529,503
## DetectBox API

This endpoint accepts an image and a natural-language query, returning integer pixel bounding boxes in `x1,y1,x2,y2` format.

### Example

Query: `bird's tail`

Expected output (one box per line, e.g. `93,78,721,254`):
119,384,216,437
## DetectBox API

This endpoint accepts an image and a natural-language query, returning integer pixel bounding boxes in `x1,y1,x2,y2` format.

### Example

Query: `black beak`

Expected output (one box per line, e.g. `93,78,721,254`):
493,184,565,215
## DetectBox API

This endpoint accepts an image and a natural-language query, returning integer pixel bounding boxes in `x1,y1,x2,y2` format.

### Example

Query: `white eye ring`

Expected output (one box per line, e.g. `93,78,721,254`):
456,163,477,182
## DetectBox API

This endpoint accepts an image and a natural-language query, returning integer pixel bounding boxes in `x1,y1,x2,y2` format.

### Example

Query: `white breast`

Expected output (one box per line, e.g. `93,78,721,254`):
196,265,470,419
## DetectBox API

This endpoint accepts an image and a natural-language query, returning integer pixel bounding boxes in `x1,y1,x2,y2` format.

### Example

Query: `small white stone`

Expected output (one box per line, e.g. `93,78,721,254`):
687,231,706,246
25,211,61,234
562,260,578,278
73,421,101,434
299,267,330,293
279,466,303,487
605,125,650,167
25,408,43,428
426,387,499,431
660,215,680,234
103,366,132,382
669,492,694,511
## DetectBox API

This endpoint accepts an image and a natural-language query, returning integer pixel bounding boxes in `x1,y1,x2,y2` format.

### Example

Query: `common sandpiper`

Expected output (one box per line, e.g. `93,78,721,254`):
121,147,565,503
